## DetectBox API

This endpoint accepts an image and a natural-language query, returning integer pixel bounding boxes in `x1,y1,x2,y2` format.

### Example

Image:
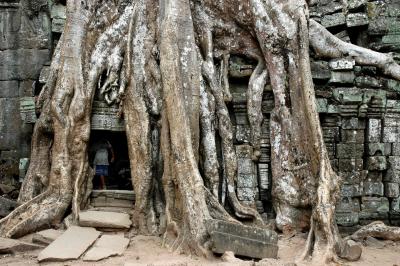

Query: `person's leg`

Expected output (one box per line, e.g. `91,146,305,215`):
99,175,106,189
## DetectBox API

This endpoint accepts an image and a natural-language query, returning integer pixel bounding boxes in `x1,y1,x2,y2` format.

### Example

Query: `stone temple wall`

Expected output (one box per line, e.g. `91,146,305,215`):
0,0,51,191
2,0,400,229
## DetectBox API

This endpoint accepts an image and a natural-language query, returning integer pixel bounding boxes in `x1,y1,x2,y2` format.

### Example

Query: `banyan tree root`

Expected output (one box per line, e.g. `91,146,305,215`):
351,221,400,242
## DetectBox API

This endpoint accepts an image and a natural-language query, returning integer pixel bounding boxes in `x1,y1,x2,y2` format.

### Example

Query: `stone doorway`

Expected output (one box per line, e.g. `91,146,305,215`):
89,130,132,191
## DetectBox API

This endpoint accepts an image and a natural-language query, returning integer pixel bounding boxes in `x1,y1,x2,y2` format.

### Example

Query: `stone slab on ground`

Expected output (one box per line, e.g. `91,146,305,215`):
32,229,64,245
79,210,132,229
37,226,101,262
83,234,130,261
206,219,278,259
0,237,42,254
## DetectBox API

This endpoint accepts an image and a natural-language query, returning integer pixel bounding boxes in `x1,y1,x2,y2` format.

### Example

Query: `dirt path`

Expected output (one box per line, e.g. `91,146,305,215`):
1,234,399,265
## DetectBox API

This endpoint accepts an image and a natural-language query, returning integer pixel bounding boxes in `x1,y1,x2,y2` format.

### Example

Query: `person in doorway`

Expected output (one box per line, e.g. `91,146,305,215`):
93,139,115,189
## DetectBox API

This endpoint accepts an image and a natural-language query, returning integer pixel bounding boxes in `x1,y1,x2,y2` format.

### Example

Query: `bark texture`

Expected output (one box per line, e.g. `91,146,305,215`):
2,0,400,264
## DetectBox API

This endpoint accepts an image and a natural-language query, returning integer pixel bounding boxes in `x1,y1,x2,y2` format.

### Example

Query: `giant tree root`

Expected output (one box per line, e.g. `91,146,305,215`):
351,221,400,242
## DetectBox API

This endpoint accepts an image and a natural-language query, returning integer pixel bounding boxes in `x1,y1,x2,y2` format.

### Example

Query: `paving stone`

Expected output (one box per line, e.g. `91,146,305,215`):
206,219,278,259
32,229,63,246
79,211,132,229
38,226,101,262
0,237,42,254
83,234,129,261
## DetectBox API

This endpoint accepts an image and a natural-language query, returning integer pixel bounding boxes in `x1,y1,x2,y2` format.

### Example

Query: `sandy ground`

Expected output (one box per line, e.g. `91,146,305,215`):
1,233,399,266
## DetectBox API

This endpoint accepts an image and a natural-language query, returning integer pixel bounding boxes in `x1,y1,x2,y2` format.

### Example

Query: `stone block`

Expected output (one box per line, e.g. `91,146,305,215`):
0,80,18,98
342,184,362,197
341,129,364,143
387,156,400,170
91,101,125,131
258,163,269,190
329,58,355,70
367,119,381,142
18,80,35,97
367,156,387,171
235,124,251,143
346,13,369,27
384,117,400,127
391,196,400,213
363,182,384,196
336,212,359,227
329,71,355,84
367,171,382,182
0,237,42,254
0,98,21,150
19,97,36,124
359,212,389,221
392,143,400,155
361,197,389,213
51,4,66,19
0,49,50,80
52,18,65,33
321,13,346,29
383,126,400,143
39,66,50,84
311,60,331,80
237,187,256,202
322,127,339,143
337,197,360,212
383,169,400,183
206,219,278,259
355,76,382,88
342,117,366,130
338,159,363,172
79,211,132,229
336,144,364,159
385,182,399,198
367,143,391,156
348,0,366,11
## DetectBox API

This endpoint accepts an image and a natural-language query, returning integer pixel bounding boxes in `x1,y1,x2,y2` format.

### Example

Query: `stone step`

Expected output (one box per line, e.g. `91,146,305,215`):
91,189,135,208
79,210,132,230
83,234,130,261
38,226,101,262
206,219,278,259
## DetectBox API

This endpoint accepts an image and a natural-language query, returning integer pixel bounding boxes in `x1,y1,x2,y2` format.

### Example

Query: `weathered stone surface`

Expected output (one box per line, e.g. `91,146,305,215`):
367,156,387,171
361,197,389,213
363,182,384,196
206,219,278,259
341,129,364,143
0,49,50,80
38,226,101,262
339,159,363,172
0,80,19,98
346,13,369,28
91,101,125,131
367,119,381,142
364,236,385,249
367,143,391,156
79,211,132,229
311,60,331,80
336,212,359,227
0,196,17,218
321,13,346,28
0,237,42,254
337,197,361,213
32,229,63,246
340,239,362,261
19,97,36,124
52,18,65,33
329,58,355,70
336,144,364,159
348,0,366,11
342,117,366,130
329,71,355,84
83,234,129,261
383,126,400,143
385,182,399,198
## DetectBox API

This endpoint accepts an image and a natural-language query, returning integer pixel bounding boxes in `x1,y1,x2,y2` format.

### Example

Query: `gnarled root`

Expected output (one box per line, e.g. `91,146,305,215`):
0,188,71,238
351,221,400,242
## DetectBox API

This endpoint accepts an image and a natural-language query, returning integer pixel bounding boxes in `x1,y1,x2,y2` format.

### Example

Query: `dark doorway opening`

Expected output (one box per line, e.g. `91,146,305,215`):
89,130,132,190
